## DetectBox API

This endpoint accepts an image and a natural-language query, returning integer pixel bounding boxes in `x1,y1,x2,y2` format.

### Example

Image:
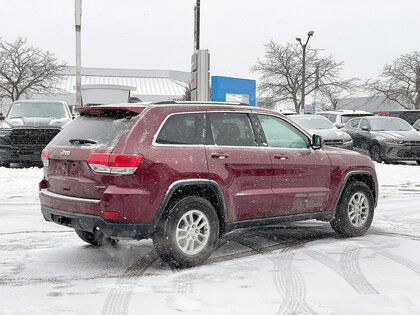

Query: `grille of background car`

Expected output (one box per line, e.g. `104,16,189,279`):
10,128,61,146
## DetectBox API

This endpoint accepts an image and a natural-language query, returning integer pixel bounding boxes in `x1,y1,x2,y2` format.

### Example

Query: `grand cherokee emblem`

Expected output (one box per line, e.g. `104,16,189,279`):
60,150,71,157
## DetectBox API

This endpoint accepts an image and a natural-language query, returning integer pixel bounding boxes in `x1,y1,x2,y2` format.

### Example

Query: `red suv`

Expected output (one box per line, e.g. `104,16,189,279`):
39,102,378,267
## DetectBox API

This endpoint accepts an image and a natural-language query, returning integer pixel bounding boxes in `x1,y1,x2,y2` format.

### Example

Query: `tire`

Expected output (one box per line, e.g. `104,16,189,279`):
370,144,382,163
330,182,374,237
0,163,10,168
75,229,118,246
416,160,420,166
153,196,220,268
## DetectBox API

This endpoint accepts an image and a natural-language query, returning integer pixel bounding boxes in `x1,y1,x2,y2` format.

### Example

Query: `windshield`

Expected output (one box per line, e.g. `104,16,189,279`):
370,118,413,131
341,114,371,123
7,102,69,119
291,116,334,130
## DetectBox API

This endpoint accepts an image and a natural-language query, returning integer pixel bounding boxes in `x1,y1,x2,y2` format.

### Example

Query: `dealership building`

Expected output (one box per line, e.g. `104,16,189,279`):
22,66,190,108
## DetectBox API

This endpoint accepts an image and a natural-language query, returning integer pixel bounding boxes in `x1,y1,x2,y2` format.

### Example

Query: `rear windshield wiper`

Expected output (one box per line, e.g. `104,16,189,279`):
69,138,97,145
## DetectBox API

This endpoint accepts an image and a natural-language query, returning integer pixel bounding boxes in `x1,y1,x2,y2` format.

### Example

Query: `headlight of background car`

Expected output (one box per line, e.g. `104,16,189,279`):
383,139,405,145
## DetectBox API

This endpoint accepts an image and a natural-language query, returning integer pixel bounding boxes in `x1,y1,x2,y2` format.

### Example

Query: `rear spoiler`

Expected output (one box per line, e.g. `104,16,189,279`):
76,104,147,115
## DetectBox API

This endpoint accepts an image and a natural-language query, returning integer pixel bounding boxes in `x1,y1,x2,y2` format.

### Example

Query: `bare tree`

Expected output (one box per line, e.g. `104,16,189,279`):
366,51,420,110
318,80,358,110
0,37,66,102
251,40,357,113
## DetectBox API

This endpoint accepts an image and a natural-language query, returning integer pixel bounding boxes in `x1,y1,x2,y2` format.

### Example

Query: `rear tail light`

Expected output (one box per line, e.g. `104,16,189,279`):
87,153,143,174
41,149,50,167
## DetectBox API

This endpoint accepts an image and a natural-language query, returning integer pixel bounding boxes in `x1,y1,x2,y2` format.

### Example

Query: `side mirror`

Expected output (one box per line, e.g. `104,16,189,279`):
361,126,370,132
0,113,4,121
336,123,345,129
312,134,323,150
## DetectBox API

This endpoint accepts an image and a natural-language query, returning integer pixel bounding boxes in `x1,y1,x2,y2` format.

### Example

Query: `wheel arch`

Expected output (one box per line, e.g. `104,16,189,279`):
149,179,228,237
329,171,378,220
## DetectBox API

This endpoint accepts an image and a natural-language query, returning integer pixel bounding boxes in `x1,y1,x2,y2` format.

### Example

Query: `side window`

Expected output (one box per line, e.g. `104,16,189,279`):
156,113,205,145
208,112,257,146
360,119,370,130
257,114,310,149
349,119,360,129
328,114,337,123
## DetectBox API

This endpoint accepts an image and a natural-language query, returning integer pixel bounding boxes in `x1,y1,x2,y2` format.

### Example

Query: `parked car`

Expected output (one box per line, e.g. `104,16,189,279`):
39,101,378,267
413,119,420,131
343,116,420,165
318,110,373,129
0,100,72,167
289,115,353,150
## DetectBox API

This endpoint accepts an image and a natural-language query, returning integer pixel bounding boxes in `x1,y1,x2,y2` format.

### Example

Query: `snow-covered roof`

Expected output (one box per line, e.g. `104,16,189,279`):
59,66,189,96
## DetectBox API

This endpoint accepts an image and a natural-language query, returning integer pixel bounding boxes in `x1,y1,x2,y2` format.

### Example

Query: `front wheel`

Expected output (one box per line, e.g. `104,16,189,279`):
330,182,374,237
370,144,382,163
153,196,220,268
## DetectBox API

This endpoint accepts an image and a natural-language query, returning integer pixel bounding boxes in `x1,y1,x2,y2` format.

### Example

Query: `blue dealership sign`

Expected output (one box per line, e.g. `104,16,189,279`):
211,76,256,106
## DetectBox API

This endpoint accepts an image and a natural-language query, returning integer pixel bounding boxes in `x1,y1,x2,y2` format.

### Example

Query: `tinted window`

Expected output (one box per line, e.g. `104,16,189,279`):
50,111,136,148
328,114,337,123
208,113,256,146
258,114,309,149
156,113,205,145
360,119,370,130
349,119,360,128
8,102,69,119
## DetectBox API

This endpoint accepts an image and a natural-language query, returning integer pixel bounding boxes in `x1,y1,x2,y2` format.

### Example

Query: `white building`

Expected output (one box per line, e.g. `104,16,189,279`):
22,66,190,108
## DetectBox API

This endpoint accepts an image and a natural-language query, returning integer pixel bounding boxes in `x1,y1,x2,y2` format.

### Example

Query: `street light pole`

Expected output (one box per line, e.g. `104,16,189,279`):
296,31,314,114
75,0,82,108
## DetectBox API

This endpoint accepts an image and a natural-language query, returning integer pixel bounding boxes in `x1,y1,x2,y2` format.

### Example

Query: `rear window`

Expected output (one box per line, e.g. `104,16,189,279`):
50,111,137,148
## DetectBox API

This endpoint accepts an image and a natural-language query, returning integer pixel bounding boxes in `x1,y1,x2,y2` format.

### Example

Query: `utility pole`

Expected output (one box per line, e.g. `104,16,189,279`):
191,0,210,101
296,31,314,114
75,0,82,107
194,0,200,50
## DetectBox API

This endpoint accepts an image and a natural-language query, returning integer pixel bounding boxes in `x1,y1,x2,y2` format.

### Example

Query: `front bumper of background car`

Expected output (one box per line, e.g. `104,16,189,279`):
381,143,420,161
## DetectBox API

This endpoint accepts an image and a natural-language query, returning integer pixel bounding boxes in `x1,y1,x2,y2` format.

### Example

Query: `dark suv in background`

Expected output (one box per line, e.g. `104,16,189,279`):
0,100,72,167
39,102,378,267
343,116,420,165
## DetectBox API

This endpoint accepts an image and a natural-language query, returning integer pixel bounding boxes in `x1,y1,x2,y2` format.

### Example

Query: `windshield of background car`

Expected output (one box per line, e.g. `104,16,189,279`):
370,118,413,131
49,111,137,148
258,114,309,149
341,114,371,123
292,116,334,130
8,102,68,119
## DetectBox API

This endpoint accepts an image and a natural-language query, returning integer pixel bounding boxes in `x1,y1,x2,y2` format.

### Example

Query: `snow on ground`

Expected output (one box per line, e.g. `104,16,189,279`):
1,162,420,314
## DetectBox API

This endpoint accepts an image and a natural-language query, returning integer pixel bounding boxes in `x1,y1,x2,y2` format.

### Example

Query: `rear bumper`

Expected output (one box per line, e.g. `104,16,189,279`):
41,205,152,240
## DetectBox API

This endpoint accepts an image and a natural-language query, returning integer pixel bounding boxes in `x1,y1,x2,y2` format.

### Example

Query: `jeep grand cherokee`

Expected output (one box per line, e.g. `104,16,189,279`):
39,102,378,267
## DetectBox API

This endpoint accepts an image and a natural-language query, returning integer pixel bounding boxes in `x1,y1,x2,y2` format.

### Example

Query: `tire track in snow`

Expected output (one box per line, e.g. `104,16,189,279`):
233,235,318,315
303,247,378,295
102,250,159,315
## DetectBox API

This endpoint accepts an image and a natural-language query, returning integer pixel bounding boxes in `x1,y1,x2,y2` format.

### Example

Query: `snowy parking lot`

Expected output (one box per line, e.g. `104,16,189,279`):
1,163,420,315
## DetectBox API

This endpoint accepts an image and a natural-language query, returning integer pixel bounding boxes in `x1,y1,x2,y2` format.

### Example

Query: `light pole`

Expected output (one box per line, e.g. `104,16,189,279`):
296,31,314,114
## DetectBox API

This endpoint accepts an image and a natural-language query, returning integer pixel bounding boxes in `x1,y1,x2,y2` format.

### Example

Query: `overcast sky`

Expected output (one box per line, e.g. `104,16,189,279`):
1,0,419,82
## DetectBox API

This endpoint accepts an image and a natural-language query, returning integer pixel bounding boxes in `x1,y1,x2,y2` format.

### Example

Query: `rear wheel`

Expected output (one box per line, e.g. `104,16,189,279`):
330,182,374,237
416,160,420,166
75,229,118,246
370,144,382,163
153,196,220,268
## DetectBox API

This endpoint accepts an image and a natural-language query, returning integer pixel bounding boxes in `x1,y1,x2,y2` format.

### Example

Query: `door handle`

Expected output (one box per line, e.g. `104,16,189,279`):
274,154,288,160
211,153,229,159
